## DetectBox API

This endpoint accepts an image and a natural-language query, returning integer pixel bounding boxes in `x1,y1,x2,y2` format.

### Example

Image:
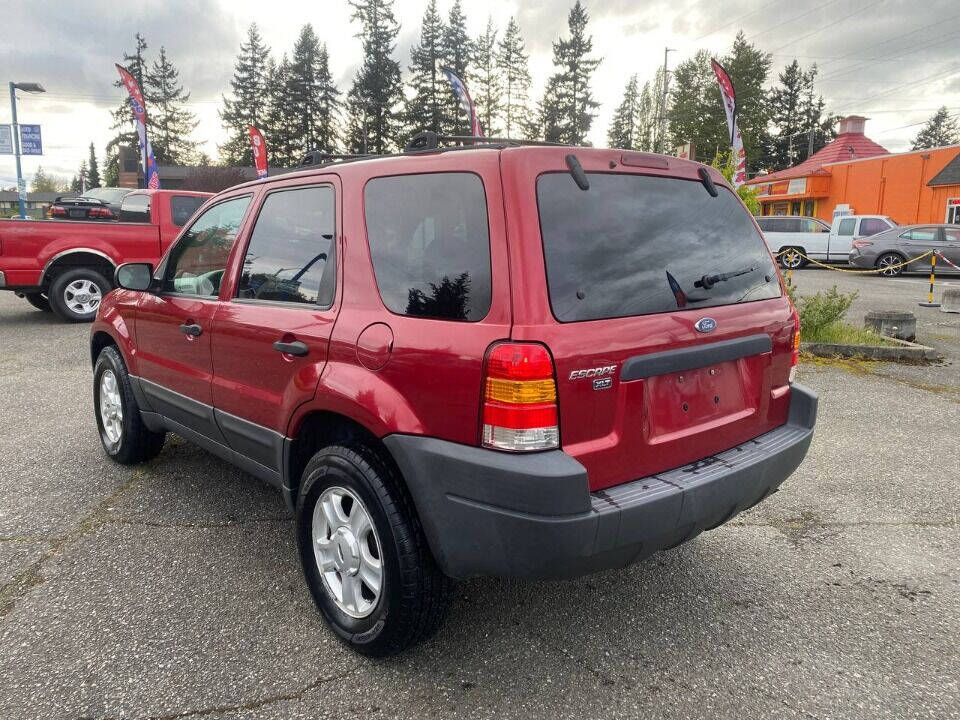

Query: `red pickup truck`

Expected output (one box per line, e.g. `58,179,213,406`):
0,189,210,321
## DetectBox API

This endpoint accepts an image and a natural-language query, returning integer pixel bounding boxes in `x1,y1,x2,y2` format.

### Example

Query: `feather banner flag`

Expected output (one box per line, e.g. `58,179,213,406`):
441,67,483,137
710,59,747,188
115,64,160,189
248,126,269,178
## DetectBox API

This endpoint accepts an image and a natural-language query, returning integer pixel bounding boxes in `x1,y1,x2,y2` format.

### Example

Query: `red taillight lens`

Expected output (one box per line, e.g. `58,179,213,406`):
50,206,67,217
89,207,113,219
482,343,559,452
852,239,873,249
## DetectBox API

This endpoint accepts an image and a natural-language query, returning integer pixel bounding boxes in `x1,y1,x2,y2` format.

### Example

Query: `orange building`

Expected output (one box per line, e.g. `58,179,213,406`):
747,115,960,225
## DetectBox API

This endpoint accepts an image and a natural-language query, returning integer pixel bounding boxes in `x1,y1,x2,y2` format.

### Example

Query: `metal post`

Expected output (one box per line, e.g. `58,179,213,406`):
8,82,26,219
919,252,940,308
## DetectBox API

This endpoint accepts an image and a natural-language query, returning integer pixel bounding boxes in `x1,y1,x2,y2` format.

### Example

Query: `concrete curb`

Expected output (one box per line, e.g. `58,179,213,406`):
801,335,942,363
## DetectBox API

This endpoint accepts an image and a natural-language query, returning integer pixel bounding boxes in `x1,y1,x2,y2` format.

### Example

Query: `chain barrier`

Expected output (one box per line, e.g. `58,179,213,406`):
772,248,934,275
934,250,960,272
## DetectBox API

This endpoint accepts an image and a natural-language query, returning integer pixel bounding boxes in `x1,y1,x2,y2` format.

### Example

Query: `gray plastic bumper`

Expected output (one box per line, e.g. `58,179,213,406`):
385,383,818,580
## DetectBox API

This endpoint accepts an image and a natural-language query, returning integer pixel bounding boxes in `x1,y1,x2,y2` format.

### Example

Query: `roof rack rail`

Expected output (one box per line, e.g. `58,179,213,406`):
300,151,374,167
404,131,567,152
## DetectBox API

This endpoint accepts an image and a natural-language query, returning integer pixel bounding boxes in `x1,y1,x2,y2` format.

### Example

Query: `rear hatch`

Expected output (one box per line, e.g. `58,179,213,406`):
502,148,796,491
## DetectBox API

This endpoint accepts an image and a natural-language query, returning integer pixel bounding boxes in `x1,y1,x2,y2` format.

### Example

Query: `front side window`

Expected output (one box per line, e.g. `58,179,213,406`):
119,194,150,223
944,228,960,242
163,195,251,297
237,186,336,306
364,173,492,321
904,228,939,242
838,218,856,236
537,172,780,322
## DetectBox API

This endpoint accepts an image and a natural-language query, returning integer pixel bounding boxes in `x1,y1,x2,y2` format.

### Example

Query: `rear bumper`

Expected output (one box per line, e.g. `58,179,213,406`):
385,383,817,580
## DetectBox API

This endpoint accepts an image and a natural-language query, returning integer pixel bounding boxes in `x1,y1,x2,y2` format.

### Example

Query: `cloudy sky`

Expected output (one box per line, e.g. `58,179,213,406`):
1,0,957,188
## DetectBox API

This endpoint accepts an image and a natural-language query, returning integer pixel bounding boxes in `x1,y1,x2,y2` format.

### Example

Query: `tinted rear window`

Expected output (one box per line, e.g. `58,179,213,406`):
171,195,205,227
537,172,780,322
364,173,491,321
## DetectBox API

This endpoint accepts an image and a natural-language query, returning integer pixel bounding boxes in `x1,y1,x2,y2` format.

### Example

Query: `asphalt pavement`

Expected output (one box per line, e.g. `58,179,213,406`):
0,276,957,720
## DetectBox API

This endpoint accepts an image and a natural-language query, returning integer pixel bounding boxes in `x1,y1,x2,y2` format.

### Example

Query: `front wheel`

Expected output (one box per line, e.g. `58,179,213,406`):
876,252,905,277
296,444,454,656
94,346,166,464
49,267,111,322
779,247,807,269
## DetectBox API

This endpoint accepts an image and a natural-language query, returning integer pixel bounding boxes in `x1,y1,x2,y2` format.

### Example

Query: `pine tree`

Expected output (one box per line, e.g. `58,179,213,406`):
538,76,564,143
800,68,835,160
145,47,199,164
768,60,806,169
441,0,473,135
911,106,959,150
71,160,88,193
472,17,502,137
106,33,149,186
404,0,447,136
607,75,640,149
497,17,534,138
720,32,772,173
31,166,61,193
266,55,299,166
668,50,727,159
345,0,405,154
636,78,658,152
86,143,101,188
287,25,341,155
219,24,272,165
541,1,600,145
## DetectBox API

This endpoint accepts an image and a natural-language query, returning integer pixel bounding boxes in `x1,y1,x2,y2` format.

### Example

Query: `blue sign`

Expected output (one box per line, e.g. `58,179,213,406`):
20,125,42,155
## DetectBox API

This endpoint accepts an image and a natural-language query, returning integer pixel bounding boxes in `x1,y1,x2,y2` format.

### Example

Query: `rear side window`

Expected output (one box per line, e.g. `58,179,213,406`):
237,186,336,306
119,194,150,223
537,172,780,322
364,173,491,321
837,218,856,236
170,195,205,227
859,218,889,236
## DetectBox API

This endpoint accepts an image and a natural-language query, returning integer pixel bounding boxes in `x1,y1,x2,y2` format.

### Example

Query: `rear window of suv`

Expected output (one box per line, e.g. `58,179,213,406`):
364,172,492,321
537,172,781,322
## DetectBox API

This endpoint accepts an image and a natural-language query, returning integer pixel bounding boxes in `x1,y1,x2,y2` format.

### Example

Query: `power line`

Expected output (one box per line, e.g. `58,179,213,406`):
747,0,844,41
815,13,960,70
769,0,885,53
694,0,784,41
830,64,960,114
876,112,960,134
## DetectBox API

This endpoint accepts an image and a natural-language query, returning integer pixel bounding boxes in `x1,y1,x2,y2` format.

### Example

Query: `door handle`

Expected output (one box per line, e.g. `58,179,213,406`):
273,340,308,357
179,323,202,337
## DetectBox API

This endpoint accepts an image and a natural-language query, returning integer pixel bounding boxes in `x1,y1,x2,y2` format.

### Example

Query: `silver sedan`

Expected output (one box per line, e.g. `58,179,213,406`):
849,224,960,276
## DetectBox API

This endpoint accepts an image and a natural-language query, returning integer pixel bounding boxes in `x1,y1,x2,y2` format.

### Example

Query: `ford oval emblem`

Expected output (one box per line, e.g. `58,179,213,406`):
695,317,717,333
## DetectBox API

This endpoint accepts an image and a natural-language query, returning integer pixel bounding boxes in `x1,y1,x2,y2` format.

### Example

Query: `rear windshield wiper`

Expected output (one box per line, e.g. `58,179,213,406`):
694,265,756,290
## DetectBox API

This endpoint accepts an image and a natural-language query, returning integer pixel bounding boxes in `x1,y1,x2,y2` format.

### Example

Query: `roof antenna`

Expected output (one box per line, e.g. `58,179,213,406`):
565,154,590,191
697,167,719,197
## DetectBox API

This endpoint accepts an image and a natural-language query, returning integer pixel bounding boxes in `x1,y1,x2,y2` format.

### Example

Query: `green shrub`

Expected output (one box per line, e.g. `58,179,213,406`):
798,286,858,336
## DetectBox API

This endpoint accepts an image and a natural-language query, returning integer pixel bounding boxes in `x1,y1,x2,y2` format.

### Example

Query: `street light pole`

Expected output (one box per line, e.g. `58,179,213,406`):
7,81,45,220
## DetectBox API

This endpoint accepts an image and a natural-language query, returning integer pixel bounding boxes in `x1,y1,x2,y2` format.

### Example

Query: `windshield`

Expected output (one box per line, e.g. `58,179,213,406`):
537,172,780,322
83,188,133,204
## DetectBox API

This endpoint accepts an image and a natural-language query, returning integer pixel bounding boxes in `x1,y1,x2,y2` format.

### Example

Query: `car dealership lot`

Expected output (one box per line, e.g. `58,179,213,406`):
0,277,957,719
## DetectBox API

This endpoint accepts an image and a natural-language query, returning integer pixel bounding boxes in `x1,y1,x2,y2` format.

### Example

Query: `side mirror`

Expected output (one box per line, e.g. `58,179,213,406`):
115,262,155,292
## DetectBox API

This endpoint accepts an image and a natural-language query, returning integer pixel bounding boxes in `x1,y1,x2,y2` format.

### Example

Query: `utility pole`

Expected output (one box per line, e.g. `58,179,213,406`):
656,47,674,154
7,81,45,219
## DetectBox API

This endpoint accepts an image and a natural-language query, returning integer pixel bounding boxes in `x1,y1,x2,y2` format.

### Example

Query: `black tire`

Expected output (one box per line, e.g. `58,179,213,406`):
93,345,165,464
23,293,52,312
296,444,454,657
779,247,807,269
876,252,905,277
48,267,112,323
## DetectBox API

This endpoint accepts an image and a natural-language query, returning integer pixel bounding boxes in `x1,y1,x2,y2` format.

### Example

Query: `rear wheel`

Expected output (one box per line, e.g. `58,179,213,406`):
779,247,806,269
49,267,111,322
23,293,51,312
94,345,165,464
296,444,454,656
876,252,905,277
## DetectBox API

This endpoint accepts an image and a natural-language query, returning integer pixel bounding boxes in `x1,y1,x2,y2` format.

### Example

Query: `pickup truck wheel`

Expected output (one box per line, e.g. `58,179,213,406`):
296,444,454,656
779,247,807,269
94,346,166,464
49,268,111,322
24,293,52,312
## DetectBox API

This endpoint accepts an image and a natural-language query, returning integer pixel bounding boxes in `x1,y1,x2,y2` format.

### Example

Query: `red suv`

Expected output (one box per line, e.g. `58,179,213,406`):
90,141,817,656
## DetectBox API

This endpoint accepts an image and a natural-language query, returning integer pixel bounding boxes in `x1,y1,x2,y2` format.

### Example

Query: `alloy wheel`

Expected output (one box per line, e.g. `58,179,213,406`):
99,369,123,445
877,254,903,277
64,278,102,316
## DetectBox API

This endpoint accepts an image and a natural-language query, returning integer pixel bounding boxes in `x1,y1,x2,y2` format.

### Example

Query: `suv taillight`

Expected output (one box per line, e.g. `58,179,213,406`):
790,307,800,382
482,343,559,452
50,206,67,218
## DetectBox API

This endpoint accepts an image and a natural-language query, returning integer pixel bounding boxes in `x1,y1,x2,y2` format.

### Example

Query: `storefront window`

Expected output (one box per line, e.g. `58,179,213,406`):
804,200,815,216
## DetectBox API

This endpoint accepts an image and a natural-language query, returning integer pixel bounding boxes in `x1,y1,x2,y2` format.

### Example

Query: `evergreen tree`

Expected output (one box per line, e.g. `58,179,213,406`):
497,17,534,138
441,0,473,135
30,166,61,193
472,17,502,137
720,32,772,172
768,61,833,170
404,0,448,136
541,1,600,144
345,0,405,154
86,143,101,188
538,76,564,142
607,75,640,149
266,55,299,166
287,25,341,155
636,78,658,152
106,33,149,186
71,160,88,193
800,71,835,160
144,46,199,164
219,23,272,165
911,106,960,150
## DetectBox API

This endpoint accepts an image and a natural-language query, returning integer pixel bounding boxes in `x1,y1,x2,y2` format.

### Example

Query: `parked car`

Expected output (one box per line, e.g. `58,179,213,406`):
849,224,960,276
48,187,134,221
90,141,817,656
760,214,896,268
0,189,210,321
